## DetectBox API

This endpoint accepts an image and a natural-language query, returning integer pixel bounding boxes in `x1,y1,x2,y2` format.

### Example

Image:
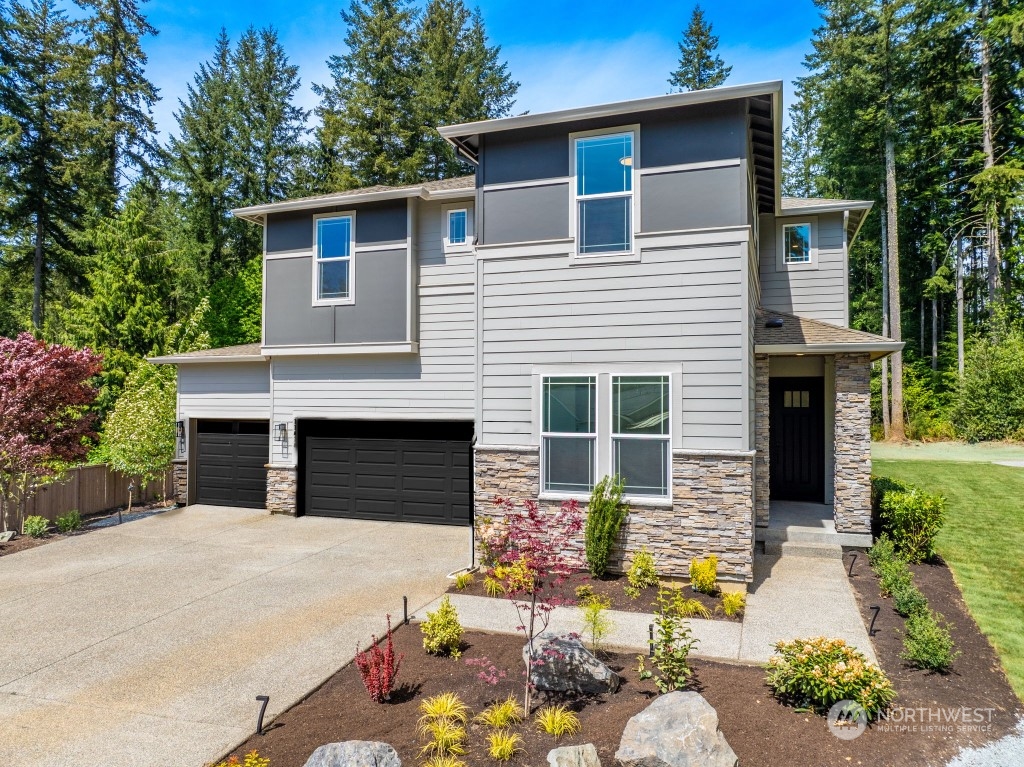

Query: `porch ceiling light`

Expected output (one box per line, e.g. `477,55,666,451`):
619,156,632,166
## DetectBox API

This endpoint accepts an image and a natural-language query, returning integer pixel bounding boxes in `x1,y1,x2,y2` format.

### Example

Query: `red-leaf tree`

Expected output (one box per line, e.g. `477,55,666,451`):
0,334,102,533
490,496,584,713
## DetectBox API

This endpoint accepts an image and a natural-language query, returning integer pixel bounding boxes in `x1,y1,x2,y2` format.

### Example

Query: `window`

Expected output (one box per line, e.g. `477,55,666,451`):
315,215,354,302
542,377,596,493
575,132,633,255
784,390,810,408
783,222,812,264
612,376,670,497
447,209,467,245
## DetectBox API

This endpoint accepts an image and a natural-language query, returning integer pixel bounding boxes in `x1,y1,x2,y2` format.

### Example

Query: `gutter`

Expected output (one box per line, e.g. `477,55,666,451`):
148,354,268,365
755,341,905,362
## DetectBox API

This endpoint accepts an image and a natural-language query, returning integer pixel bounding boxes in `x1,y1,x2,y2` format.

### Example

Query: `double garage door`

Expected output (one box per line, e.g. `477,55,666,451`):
300,420,473,526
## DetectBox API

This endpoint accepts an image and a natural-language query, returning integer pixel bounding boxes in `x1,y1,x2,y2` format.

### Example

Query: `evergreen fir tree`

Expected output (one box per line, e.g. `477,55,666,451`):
782,76,827,198
313,0,419,188
668,5,731,92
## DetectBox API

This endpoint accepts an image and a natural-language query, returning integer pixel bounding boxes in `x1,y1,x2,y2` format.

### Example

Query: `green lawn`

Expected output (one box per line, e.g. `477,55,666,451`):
872,458,1024,701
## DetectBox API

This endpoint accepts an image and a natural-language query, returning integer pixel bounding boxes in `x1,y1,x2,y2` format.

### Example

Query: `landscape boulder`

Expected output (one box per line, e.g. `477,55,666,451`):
548,743,603,767
614,691,737,767
302,741,402,767
524,633,620,694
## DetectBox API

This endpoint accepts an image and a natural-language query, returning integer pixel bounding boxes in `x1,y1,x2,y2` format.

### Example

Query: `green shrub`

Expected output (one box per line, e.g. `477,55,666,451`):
765,637,896,718
876,556,914,597
689,555,718,595
870,477,912,538
580,593,613,653
951,329,1024,442
584,475,628,577
574,584,595,602
421,595,463,657
879,487,945,563
627,548,659,592
721,591,746,617
901,610,959,672
22,515,49,538
891,581,928,618
56,510,82,534
867,534,898,569
636,587,698,693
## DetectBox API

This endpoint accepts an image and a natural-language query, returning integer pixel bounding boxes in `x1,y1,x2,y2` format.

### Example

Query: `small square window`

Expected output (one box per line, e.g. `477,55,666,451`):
448,209,467,245
783,223,812,264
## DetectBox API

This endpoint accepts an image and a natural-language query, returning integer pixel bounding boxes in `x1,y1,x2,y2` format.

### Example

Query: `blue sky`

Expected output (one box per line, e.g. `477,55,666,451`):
137,0,824,139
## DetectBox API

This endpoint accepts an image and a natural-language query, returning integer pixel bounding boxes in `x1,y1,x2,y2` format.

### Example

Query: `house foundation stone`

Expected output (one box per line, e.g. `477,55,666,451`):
833,353,872,533
266,465,297,515
172,459,187,505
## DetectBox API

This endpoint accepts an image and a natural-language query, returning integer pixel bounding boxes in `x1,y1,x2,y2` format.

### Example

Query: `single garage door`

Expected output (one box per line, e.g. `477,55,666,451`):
195,420,269,508
300,420,472,525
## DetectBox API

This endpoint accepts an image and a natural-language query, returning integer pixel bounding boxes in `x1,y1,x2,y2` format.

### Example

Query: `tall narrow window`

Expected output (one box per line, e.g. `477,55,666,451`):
542,376,596,493
612,375,670,497
575,132,633,255
783,223,812,264
447,209,467,245
316,215,353,301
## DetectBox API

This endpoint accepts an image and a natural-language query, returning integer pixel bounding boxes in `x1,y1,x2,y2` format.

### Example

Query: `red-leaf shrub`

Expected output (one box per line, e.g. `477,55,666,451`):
355,615,404,703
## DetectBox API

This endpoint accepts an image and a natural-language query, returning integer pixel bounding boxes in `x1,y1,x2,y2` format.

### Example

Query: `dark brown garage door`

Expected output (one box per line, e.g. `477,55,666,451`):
300,420,472,525
195,420,269,508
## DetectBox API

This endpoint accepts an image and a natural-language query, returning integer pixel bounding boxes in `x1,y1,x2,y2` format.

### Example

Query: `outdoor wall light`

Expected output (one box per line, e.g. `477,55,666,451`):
176,420,185,452
275,422,288,443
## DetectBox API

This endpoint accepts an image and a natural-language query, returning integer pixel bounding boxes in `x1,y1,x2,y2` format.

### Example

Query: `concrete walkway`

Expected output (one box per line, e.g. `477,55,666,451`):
0,505,469,767
432,550,876,665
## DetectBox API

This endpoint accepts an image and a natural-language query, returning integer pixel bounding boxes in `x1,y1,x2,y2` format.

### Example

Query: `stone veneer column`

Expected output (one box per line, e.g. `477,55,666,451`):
474,446,755,583
833,353,872,533
266,465,298,515
172,459,187,505
754,354,771,527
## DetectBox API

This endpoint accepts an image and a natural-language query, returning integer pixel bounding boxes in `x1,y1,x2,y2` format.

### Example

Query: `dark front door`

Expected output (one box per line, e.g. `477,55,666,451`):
195,420,269,508
769,377,825,502
299,420,473,526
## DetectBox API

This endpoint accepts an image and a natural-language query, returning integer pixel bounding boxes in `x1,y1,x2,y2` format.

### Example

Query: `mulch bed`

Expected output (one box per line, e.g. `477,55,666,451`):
225,563,1022,767
0,501,174,558
447,570,739,621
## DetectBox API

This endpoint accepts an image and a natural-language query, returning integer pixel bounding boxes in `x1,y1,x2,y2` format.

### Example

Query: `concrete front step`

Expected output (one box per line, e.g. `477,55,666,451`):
757,525,872,548
764,540,844,560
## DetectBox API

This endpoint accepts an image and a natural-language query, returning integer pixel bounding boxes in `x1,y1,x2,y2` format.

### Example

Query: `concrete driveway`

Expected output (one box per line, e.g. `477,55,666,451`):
0,505,469,767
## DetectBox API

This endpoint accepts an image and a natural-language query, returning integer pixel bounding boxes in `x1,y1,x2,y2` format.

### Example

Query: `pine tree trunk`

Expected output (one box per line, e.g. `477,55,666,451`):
33,211,44,332
957,237,965,377
880,189,891,438
884,135,906,440
931,257,938,372
980,1,1000,306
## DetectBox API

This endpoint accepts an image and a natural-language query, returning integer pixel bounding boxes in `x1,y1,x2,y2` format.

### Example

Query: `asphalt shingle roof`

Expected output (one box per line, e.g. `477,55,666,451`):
755,309,895,346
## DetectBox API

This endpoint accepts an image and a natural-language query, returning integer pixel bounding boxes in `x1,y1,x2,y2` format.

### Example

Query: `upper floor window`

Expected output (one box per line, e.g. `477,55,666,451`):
783,222,812,264
315,214,354,303
448,209,467,245
575,131,633,255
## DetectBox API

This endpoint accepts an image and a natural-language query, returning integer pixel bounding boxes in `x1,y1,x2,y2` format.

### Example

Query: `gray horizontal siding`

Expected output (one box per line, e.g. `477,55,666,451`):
479,243,748,451
416,199,475,287
178,362,270,419
758,211,849,326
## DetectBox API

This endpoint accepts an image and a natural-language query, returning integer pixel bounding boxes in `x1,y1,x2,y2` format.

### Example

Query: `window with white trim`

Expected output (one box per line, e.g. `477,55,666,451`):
315,215,353,302
612,375,670,497
447,209,467,245
575,132,633,255
541,376,596,493
782,222,812,264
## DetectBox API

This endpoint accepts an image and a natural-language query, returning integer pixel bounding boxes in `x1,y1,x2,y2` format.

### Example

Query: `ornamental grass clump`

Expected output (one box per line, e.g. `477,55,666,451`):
765,636,896,718
421,595,464,657
475,695,524,729
534,704,581,738
212,751,270,767
720,591,746,617
486,730,524,761
354,615,403,703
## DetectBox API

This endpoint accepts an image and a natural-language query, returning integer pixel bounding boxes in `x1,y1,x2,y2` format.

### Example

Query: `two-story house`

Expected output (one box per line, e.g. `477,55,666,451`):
153,81,901,586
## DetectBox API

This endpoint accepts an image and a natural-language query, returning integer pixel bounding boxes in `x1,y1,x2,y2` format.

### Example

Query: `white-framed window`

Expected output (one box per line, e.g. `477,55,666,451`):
612,375,671,497
541,376,597,494
539,372,673,500
572,128,635,256
442,203,474,253
313,213,355,304
776,219,817,270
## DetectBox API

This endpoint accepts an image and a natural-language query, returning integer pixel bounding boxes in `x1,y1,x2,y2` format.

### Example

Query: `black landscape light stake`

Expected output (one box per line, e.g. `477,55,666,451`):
868,605,881,636
848,552,858,577
648,623,655,658
255,695,270,735
403,595,409,625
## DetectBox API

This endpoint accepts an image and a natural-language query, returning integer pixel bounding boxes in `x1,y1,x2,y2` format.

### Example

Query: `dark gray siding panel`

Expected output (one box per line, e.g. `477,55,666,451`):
264,258,335,345
355,200,407,245
267,211,312,254
481,130,569,185
334,249,408,343
641,165,745,232
482,183,569,244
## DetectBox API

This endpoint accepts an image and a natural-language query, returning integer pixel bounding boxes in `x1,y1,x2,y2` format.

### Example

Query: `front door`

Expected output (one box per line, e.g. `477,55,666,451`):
769,377,825,503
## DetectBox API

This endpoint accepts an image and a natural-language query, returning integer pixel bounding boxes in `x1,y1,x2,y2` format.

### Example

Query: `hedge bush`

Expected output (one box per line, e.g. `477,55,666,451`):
871,477,945,563
584,476,628,578
901,610,959,672
421,595,464,657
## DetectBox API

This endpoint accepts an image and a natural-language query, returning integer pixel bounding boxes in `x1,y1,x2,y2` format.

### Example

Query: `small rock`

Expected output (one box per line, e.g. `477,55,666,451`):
524,633,620,694
548,743,602,767
615,692,737,767
303,741,401,767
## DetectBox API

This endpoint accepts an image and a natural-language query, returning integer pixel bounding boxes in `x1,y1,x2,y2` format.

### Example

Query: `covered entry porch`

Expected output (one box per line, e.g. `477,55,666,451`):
753,309,902,544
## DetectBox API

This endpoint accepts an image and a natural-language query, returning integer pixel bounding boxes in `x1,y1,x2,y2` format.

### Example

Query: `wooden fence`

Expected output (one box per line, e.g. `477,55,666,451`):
23,464,172,523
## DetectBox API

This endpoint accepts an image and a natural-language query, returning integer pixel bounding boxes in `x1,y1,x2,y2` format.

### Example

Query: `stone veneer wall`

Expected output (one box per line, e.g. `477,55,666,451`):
754,354,770,527
266,466,297,515
475,447,755,582
172,459,187,505
833,353,872,533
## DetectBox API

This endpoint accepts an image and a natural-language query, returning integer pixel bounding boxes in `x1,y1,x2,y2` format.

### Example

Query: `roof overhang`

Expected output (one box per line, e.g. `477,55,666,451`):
755,341,904,362
148,353,267,364
231,184,474,223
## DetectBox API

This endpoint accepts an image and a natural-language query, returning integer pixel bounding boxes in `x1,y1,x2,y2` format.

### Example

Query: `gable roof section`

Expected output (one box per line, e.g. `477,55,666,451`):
232,175,475,222
149,343,265,364
780,196,873,245
755,309,902,360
